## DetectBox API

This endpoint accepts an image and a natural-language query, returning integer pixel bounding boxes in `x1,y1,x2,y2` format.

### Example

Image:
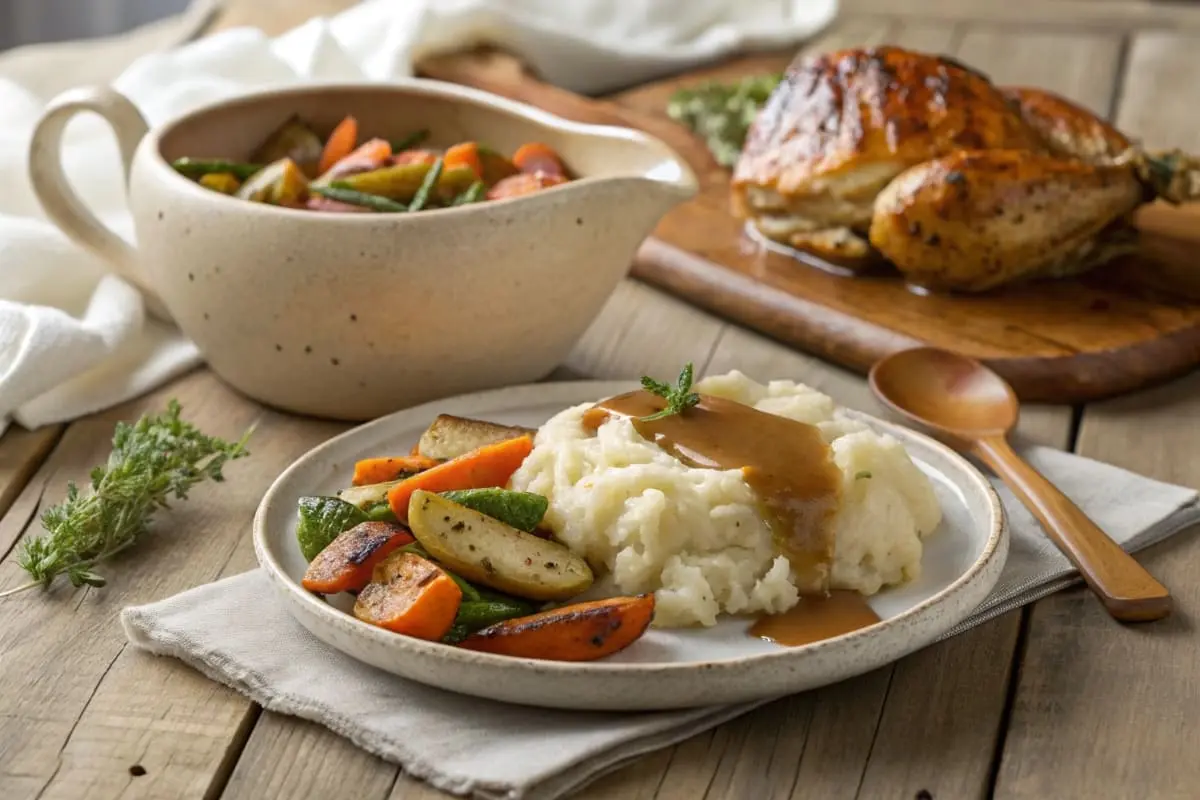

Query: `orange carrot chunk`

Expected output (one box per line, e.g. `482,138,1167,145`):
443,142,484,180
354,552,463,640
386,435,534,523
326,137,390,175
486,172,568,201
352,455,442,486
301,521,414,595
318,116,359,176
512,142,565,177
460,595,655,661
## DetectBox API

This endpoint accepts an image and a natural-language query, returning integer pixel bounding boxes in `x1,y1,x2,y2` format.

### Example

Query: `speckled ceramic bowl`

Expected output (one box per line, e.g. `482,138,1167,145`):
28,82,697,420
253,381,1009,711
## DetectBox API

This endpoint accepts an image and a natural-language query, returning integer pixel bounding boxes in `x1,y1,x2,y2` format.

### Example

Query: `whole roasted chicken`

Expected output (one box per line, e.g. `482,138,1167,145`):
730,46,1200,291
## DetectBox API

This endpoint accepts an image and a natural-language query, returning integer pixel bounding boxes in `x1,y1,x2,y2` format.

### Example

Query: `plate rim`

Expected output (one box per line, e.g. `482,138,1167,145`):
253,379,1006,677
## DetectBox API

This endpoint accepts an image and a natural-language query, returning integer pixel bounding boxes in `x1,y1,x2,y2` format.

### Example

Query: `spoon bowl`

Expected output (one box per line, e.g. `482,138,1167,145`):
869,347,1018,440
869,347,1172,623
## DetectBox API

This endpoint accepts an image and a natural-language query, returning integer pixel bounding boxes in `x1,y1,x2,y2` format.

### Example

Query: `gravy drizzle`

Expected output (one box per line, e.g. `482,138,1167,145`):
582,389,843,594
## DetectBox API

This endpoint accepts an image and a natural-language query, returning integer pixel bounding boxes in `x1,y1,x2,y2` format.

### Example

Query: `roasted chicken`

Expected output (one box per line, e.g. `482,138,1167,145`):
731,46,1200,291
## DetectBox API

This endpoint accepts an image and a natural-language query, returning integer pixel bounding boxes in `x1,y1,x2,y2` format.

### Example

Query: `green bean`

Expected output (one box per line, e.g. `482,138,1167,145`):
445,571,482,602
454,599,534,630
171,157,263,180
442,622,470,644
312,184,408,212
390,129,430,152
364,501,397,522
452,180,487,206
408,157,443,212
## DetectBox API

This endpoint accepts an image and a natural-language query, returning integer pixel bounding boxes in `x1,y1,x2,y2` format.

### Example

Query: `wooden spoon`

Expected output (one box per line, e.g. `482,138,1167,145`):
869,346,1172,622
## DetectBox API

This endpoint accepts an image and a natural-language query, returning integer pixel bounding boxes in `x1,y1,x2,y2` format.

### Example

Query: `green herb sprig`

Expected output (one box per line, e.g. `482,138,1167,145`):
666,73,783,167
1,401,253,598
639,363,701,422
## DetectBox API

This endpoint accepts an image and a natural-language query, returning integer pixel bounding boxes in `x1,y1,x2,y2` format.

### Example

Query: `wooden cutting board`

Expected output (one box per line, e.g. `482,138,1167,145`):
417,50,1200,403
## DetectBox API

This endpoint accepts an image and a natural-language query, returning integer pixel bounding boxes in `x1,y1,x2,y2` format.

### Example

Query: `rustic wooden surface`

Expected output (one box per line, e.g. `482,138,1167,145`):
0,2,1197,799
419,28,1200,405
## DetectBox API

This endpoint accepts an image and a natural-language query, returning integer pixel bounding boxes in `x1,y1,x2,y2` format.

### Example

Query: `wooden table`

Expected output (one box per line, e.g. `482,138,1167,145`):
2,1,1199,798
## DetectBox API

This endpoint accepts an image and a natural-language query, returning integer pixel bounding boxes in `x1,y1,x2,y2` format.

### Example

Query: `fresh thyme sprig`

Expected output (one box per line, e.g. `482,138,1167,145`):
639,363,701,422
1,400,253,598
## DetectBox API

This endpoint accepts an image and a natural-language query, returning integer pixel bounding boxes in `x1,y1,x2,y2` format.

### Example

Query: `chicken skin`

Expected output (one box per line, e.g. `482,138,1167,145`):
731,46,1200,291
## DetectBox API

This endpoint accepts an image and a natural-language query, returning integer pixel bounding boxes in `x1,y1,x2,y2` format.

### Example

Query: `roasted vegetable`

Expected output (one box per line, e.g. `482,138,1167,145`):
353,551,462,639
338,478,404,510
443,142,483,180
486,172,568,200
236,158,308,205
416,414,535,460
440,488,547,533
334,162,476,204
171,158,263,180
311,185,408,212
452,181,487,206
353,455,441,486
251,115,325,176
296,496,369,561
198,172,241,194
407,490,593,600
479,147,520,186
318,115,359,176
455,597,535,630
512,142,565,177
387,437,534,522
301,521,414,595
408,157,444,211
460,595,655,661
364,501,398,522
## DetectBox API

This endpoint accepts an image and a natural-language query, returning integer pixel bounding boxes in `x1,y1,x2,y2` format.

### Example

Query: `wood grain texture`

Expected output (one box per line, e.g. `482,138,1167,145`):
421,21,1200,404
0,373,345,800
995,31,1200,798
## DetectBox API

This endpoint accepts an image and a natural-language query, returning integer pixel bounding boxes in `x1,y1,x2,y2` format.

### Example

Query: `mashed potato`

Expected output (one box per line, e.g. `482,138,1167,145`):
508,371,943,627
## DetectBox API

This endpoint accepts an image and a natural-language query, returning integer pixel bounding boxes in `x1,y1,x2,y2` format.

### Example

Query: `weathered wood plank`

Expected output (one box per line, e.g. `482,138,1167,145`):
0,372,346,800
995,30,1200,798
0,425,63,551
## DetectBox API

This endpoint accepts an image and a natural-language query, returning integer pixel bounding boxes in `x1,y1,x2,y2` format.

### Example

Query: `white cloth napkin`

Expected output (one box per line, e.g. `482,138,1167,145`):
121,444,1200,800
0,0,836,438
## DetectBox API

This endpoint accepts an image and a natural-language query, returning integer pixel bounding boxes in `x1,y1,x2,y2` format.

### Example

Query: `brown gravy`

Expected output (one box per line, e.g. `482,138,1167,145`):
750,591,881,646
582,389,843,593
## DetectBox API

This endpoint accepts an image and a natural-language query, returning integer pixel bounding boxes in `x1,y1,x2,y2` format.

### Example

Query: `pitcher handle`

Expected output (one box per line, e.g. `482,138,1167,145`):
28,86,166,316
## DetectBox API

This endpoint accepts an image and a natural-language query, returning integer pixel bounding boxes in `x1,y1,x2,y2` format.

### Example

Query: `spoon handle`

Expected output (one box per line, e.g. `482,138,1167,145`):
972,436,1172,622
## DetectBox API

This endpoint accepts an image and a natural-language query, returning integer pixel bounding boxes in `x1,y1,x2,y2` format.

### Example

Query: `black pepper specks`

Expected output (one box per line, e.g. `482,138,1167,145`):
275,344,283,352
576,217,583,226
590,635,604,647
926,233,942,247
349,313,357,322
304,345,312,354
331,357,340,366
451,521,465,531
129,765,147,777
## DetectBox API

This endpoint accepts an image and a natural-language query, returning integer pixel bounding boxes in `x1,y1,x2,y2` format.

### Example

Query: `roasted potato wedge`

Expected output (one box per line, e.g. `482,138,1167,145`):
407,490,592,601
417,415,535,461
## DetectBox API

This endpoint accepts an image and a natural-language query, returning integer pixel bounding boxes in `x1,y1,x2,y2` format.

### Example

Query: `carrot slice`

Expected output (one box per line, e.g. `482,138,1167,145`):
327,137,390,174
460,595,655,661
352,455,441,486
512,142,565,177
443,142,484,180
353,552,463,639
301,521,414,595
386,435,534,523
318,116,359,176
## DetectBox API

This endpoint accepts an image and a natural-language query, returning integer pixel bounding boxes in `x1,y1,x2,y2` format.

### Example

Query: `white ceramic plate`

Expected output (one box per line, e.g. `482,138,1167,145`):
253,381,1007,711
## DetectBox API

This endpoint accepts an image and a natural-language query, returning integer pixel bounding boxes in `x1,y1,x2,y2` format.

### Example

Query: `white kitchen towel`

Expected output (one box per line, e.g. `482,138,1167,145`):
0,0,836,437
121,444,1200,800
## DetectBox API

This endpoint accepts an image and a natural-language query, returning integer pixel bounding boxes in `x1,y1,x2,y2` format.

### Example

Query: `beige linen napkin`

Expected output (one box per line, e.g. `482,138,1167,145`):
121,444,1200,800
